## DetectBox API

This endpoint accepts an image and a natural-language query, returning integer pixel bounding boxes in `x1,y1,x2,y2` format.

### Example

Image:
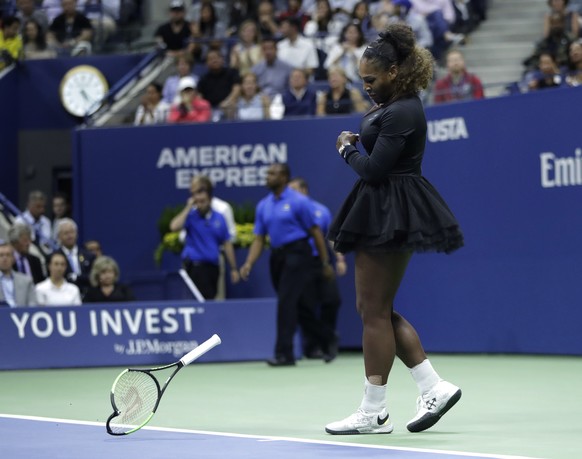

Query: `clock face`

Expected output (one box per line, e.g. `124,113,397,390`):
60,65,109,117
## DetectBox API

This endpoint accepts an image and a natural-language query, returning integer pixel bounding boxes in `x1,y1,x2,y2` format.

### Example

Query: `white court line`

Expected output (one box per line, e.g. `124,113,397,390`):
0,413,545,459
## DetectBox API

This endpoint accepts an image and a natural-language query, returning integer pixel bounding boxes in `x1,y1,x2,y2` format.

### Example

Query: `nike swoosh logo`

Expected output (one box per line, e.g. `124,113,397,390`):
377,413,389,425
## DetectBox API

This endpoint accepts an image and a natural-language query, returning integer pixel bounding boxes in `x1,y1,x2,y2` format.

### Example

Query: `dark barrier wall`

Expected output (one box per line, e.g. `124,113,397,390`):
0,68,19,203
75,86,582,355
0,54,147,203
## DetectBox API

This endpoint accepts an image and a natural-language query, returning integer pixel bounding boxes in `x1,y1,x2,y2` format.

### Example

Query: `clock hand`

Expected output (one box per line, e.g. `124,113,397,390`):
80,89,90,101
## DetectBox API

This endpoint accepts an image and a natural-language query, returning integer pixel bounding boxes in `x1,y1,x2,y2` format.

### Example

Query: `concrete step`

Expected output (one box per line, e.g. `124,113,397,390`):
467,28,542,43
463,43,533,61
467,67,524,83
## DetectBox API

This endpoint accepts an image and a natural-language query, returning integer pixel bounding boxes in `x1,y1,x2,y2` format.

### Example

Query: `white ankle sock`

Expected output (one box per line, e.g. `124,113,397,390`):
410,359,441,395
359,378,386,412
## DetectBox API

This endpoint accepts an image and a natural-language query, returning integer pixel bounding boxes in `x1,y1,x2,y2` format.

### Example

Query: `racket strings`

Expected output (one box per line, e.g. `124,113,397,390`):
109,371,159,434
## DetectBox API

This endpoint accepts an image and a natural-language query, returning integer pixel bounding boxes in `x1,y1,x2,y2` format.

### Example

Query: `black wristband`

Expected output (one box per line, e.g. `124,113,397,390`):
340,144,357,163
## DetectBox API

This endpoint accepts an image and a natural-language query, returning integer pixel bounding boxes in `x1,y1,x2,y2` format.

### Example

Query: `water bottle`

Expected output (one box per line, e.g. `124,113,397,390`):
269,93,284,120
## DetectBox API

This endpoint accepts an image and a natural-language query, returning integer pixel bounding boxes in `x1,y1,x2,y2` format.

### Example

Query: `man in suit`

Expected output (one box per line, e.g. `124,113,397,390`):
8,223,46,284
54,218,95,295
0,240,38,307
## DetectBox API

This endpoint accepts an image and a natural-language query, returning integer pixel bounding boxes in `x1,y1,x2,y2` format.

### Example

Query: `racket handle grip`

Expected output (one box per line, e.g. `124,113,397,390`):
180,334,222,366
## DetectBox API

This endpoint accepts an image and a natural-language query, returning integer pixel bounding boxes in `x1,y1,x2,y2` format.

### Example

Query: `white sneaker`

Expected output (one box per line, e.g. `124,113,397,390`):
406,380,462,432
325,408,393,435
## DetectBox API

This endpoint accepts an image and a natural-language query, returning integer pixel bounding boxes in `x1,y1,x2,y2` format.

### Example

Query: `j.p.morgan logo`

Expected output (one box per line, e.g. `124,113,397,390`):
540,149,582,188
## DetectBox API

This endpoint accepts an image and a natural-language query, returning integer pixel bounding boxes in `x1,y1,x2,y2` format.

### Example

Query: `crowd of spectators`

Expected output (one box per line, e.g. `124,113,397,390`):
519,0,582,92
0,0,142,65
1,0,491,115
0,190,134,307
132,0,489,120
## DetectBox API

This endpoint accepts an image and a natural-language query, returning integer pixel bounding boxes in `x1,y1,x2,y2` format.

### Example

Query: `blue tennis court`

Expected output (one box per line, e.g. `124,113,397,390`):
0,415,541,459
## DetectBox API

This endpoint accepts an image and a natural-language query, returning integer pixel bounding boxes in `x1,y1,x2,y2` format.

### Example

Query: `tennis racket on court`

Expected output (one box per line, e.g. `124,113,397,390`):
106,334,221,436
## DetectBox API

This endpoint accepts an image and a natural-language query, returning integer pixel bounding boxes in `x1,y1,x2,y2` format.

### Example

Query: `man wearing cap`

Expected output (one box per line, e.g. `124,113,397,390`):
154,0,191,56
168,76,212,123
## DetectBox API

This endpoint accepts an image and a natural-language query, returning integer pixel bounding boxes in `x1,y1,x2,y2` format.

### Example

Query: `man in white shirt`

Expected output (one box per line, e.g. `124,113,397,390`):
0,240,37,307
277,17,319,76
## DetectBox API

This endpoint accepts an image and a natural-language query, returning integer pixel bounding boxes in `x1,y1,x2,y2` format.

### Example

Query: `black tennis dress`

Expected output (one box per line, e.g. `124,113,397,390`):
328,95,464,254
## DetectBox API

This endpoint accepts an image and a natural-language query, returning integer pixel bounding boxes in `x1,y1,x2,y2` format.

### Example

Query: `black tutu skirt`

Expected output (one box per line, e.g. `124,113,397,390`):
328,175,464,254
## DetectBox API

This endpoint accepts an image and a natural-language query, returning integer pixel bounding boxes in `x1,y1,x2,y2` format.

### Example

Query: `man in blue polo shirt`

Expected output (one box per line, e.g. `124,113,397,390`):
240,163,334,366
170,186,240,299
289,177,347,363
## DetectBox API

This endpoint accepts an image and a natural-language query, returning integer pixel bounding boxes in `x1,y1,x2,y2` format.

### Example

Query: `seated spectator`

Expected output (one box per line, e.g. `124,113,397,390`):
256,0,281,39
524,11,573,71
187,0,227,62
83,255,135,302
316,66,369,115
84,239,103,258
543,0,579,39
167,76,211,123
154,0,191,56
389,0,433,50
433,49,484,104
227,0,257,37
229,71,271,120
14,190,54,254
54,217,96,295
41,0,64,23
324,22,368,84
77,0,120,46
22,18,56,59
278,0,311,31
283,68,318,116
408,0,465,61
47,0,93,56
16,0,49,34
186,0,229,36
277,16,319,76
0,240,37,307
162,52,198,105
169,186,240,300
229,19,263,75
8,223,46,284
251,37,293,98
565,39,582,86
0,16,23,69
351,1,377,42
197,48,242,121
527,52,564,90
134,82,170,125
51,191,71,241
328,0,360,24
36,252,82,305
303,0,344,55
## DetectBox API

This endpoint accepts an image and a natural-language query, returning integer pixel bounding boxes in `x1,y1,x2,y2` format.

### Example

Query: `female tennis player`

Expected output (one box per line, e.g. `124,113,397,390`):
325,24,464,435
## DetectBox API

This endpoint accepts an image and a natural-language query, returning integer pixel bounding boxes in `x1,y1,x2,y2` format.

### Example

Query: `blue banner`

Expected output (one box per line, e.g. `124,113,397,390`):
74,86,582,355
0,299,280,370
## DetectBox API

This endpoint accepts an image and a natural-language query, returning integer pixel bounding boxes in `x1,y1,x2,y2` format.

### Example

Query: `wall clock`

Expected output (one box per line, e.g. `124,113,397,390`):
60,65,109,117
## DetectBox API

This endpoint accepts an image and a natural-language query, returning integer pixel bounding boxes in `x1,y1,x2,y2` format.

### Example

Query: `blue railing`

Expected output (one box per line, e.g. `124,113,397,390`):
83,47,166,124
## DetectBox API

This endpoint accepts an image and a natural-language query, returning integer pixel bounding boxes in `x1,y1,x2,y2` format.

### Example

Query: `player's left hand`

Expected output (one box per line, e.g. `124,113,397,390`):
336,131,359,150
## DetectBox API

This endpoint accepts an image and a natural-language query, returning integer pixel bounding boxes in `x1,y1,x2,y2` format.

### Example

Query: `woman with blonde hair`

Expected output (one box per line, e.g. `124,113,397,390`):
229,19,263,75
316,66,370,115
231,71,271,120
83,256,135,303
